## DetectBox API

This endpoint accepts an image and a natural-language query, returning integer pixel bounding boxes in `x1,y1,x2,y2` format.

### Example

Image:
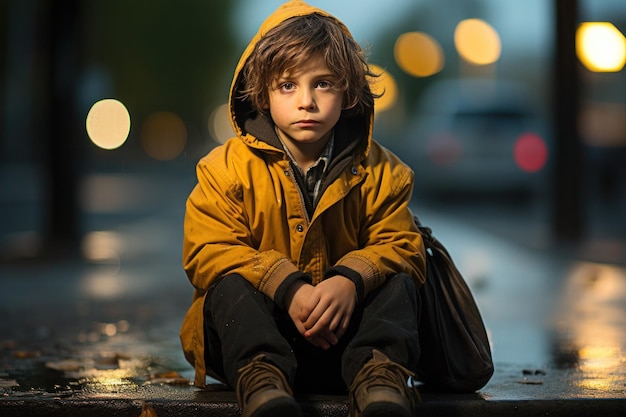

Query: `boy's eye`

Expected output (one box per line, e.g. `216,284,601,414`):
280,82,296,91
317,80,333,89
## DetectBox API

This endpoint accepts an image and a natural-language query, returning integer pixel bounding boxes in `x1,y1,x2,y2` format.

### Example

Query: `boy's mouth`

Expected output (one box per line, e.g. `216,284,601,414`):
294,119,320,127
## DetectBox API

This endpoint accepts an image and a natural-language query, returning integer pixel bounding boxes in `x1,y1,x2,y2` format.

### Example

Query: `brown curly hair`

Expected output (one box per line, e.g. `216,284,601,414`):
239,13,380,117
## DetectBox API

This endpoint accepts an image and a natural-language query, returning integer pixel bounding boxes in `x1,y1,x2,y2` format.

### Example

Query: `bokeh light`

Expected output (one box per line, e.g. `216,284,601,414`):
576,22,626,72
140,111,187,160
80,269,128,300
579,102,626,147
82,231,122,264
394,31,444,77
513,132,548,173
454,19,502,66
208,103,235,144
368,64,398,113
86,99,131,150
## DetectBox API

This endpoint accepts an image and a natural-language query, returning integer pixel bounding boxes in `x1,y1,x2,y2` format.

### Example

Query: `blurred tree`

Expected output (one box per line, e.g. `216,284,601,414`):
0,0,238,257
80,0,238,159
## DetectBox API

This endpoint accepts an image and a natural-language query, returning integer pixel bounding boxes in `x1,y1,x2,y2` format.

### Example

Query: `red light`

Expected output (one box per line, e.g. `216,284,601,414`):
514,133,548,173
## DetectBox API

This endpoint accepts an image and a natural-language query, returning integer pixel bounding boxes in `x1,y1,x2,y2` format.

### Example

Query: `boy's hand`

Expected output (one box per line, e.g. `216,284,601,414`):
285,281,327,347
302,275,357,344
284,276,356,349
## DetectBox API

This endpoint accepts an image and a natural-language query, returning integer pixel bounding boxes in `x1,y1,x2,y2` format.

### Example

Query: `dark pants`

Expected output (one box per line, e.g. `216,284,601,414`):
203,273,421,394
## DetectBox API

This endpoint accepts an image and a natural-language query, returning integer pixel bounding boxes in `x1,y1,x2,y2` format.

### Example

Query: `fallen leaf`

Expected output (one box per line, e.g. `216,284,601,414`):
152,371,181,379
13,350,40,359
147,370,191,385
46,359,86,372
1,340,18,350
0,379,19,389
139,403,158,417
146,377,191,386
522,368,546,376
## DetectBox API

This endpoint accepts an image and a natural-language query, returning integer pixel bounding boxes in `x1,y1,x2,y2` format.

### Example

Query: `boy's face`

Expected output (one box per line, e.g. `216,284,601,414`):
268,54,343,161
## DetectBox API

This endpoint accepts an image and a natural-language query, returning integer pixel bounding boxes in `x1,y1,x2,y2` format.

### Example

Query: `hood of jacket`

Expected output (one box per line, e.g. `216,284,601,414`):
228,0,373,166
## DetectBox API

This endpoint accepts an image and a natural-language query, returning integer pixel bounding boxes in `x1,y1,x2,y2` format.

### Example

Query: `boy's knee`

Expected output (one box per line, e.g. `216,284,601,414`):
208,274,253,300
363,273,418,305
388,272,417,293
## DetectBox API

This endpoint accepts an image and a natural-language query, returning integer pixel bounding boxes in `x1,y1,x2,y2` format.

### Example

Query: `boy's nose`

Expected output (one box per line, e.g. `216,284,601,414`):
298,89,316,110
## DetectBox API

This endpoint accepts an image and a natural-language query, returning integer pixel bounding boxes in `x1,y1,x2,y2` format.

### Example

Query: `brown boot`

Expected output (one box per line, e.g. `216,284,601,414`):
235,354,302,417
349,350,420,417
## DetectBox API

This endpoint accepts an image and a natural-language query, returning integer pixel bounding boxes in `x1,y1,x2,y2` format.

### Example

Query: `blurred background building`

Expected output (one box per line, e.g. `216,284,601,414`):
1,0,625,257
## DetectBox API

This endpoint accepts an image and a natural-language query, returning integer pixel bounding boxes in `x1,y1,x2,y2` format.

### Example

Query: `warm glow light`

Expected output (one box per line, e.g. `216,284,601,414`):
208,103,235,144
140,111,187,160
577,345,622,391
82,231,122,263
579,102,626,147
80,271,127,299
454,19,501,65
86,99,131,150
101,323,118,337
555,262,626,394
85,370,136,393
368,64,398,113
394,32,444,77
577,22,626,72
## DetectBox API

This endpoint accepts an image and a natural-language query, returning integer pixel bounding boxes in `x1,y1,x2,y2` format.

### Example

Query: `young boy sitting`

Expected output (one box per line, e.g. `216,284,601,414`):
180,1,425,416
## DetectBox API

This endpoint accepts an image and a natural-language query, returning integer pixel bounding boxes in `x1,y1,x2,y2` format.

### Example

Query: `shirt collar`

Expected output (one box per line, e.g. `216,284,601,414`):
278,131,334,176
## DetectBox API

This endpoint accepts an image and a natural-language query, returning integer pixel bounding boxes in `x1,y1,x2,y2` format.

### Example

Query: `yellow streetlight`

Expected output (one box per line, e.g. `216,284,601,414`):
576,22,626,72
394,31,444,77
86,99,131,150
454,19,501,66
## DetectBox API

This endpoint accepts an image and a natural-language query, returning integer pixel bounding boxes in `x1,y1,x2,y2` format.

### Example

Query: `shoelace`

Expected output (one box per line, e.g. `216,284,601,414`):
236,355,293,407
349,352,421,417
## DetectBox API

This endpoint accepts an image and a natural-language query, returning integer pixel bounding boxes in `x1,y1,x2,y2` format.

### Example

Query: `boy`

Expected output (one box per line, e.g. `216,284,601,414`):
180,1,425,416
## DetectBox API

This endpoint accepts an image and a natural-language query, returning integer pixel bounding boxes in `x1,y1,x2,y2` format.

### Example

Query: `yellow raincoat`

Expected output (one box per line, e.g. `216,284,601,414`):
180,0,425,387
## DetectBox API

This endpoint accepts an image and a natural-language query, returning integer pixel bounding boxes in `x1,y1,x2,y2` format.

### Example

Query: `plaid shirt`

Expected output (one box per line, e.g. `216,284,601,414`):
280,133,334,208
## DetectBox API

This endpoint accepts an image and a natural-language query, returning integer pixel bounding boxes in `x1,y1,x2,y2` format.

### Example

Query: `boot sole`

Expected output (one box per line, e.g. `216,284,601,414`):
249,396,302,417
361,401,412,417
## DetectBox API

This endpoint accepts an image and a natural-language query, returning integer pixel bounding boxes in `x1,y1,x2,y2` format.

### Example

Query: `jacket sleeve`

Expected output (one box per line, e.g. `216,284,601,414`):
182,146,307,304
331,145,426,299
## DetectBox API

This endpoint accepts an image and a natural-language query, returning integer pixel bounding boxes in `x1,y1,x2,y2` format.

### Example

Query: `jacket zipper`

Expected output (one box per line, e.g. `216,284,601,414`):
286,163,311,224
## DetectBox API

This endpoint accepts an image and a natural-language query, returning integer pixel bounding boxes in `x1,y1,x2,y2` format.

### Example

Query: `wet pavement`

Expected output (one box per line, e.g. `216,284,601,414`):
1,167,625,416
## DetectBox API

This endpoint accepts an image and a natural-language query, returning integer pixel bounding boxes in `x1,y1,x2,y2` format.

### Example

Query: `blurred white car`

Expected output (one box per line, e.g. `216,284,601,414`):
399,78,550,199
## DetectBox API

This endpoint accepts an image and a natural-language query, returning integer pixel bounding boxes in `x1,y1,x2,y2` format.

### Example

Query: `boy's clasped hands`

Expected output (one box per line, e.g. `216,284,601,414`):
285,276,357,350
